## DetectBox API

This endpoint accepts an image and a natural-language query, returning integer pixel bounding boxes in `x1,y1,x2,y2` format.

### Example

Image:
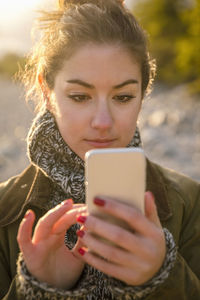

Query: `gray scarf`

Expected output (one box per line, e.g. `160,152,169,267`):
27,109,142,208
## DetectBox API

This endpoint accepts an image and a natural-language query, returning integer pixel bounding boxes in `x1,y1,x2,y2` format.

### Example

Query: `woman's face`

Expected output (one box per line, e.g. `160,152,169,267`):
49,44,142,160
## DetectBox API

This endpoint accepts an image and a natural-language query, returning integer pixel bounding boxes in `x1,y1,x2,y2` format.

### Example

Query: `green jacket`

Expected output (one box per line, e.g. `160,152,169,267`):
0,160,200,299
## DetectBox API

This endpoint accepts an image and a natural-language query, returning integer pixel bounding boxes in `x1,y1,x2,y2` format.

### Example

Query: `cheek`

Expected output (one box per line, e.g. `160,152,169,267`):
55,118,78,148
118,108,139,129
117,106,140,142
56,109,88,140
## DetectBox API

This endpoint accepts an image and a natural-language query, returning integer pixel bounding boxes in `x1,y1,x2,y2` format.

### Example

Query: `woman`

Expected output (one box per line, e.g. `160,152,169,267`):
0,0,199,299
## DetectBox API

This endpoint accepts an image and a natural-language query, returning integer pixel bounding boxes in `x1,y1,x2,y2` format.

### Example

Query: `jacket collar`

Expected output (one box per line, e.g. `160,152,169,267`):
146,159,172,221
0,159,172,227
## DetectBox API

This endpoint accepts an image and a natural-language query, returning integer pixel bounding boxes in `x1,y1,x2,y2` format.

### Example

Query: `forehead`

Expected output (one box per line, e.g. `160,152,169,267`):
56,43,141,83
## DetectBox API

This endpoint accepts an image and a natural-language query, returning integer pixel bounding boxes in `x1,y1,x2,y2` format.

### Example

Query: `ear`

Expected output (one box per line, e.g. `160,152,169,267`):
38,74,52,111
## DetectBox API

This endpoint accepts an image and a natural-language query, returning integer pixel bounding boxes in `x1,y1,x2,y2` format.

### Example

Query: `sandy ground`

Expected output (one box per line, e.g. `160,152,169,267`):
0,78,199,182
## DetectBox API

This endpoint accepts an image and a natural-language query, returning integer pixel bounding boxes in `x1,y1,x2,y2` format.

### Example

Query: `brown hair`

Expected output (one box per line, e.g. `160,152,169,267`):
20,0,156,111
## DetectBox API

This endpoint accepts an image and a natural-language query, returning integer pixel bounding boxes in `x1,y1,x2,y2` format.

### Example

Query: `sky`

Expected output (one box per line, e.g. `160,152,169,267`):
0,0,135,57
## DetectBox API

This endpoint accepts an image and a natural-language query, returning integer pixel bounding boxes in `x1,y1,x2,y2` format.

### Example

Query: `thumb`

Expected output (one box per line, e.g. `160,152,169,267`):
145,191,161,228
17,210,35,256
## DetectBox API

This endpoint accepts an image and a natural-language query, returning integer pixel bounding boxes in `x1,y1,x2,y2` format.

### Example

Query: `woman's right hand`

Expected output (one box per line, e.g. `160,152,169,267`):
17,199,86,289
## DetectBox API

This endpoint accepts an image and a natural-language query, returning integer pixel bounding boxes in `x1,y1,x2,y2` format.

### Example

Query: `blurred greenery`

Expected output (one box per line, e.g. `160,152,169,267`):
133,0,200,94
0,53,26,79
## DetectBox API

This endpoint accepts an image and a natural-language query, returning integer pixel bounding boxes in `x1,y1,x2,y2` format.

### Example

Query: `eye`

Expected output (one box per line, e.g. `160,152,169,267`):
113,94,135,103
68,94,91,102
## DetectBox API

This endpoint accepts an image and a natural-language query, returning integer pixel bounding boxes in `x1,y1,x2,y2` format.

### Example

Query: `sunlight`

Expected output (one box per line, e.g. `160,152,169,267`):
0,0,40,12
0,0,133,56
0,0,133,14
0,0,40,25
0,0,55,26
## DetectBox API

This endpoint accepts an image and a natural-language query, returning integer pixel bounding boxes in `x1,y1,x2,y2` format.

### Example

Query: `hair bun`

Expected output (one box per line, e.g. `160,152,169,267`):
58,0,124,9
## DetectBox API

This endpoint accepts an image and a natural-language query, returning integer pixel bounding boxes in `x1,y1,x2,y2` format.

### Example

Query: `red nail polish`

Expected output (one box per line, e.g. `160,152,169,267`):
94,197,105,206
78,248,85,256
77,215,87,224
76,230,85,238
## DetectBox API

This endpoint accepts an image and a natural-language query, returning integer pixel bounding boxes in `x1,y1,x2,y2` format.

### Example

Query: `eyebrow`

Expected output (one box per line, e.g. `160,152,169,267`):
66,79,138,89
66,79,95,89
113,79,139,89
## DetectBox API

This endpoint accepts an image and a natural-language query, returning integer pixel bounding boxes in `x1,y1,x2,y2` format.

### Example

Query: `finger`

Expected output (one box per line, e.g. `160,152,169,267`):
77,214,148,254
77,248,142,285
17,210,35,255
52,206,87,234
73,204,86,209
72,235,85,258
92,196,157,237
145,191,162,227
75,230,146,270
32,199,73,243
71,225,86,259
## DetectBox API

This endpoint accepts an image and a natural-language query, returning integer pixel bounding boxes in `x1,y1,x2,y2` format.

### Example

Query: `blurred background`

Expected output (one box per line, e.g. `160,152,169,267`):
0,0,199,182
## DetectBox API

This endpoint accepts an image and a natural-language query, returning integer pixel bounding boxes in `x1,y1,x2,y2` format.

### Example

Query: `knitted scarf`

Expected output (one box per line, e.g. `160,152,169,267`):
27,109,142,208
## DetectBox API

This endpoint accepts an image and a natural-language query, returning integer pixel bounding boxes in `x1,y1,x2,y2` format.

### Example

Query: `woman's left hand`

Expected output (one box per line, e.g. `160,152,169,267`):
76,191,166,286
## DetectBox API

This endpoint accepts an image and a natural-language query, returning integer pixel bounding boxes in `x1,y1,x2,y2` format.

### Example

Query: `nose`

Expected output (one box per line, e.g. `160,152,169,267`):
91,100,113,131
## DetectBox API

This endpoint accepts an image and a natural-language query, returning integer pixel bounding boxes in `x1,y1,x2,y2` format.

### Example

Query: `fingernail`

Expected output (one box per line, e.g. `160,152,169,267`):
24,210,31,219
94,197,105,206
78,248,85,256
77,215,87,224
147,191,155,200
61,199,72,206
76,230,85,238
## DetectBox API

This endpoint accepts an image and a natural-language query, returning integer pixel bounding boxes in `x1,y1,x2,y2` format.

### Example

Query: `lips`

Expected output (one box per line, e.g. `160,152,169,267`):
84,138,117,148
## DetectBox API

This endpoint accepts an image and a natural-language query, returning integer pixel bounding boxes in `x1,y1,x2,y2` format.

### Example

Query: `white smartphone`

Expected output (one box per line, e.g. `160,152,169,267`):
85,147,146,229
